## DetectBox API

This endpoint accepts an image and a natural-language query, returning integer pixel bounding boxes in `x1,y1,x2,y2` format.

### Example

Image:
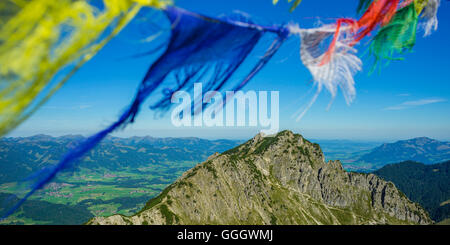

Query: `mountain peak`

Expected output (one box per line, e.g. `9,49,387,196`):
89,132,431,225
223,130,325,167
407,137,439,145
26,134,54,141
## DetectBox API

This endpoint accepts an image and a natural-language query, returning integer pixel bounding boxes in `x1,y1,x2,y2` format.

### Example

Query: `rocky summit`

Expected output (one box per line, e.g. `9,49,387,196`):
88,131,432,225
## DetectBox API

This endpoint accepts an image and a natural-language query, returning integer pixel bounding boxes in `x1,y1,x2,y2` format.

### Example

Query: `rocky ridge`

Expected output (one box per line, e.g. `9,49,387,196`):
88,131,432,225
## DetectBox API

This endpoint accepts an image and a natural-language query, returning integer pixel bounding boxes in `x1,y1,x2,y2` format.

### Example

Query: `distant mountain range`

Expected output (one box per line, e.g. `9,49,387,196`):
357,137,450,170
0,134,241,184
373,160,450,223
90,131,431,225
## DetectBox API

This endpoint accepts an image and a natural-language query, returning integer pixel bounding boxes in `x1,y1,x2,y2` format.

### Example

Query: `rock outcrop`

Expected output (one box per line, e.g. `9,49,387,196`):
88,131,432,225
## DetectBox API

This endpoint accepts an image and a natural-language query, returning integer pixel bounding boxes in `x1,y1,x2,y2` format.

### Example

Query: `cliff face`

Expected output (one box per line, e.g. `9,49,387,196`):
88,131,432,225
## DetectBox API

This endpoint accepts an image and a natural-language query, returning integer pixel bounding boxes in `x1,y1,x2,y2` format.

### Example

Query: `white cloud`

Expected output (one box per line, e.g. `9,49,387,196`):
384,98,446,111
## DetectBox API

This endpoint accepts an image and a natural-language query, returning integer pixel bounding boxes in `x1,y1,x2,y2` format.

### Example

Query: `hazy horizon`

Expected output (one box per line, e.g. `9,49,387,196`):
5,129,449,143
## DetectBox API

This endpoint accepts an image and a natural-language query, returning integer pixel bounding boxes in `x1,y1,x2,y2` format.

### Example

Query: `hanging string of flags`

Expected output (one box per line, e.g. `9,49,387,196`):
0,0,171,137
0,0,442,218
290,0,441,119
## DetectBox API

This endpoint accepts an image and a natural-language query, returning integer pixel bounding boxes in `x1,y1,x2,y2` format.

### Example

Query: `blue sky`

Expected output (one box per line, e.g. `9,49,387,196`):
8,0,450,141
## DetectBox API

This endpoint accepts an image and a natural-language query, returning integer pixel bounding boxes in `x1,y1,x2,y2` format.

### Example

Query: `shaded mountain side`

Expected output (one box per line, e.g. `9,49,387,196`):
89,131,431,225
374,161,450,222
358,137,450,168
0,192,92,225
0,135,240,183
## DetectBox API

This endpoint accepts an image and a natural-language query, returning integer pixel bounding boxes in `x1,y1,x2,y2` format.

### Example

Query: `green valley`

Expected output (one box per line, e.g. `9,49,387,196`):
0,135,240,224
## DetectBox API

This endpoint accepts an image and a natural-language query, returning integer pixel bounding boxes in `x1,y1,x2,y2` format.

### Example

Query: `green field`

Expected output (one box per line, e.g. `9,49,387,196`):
0,161,197,224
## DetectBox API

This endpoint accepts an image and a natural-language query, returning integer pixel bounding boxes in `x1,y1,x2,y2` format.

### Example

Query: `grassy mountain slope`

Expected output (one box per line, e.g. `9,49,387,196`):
89,131,431,225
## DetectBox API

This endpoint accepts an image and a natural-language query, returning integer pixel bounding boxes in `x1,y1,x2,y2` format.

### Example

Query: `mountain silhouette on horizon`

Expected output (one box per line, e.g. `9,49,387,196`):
358,137,450,168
